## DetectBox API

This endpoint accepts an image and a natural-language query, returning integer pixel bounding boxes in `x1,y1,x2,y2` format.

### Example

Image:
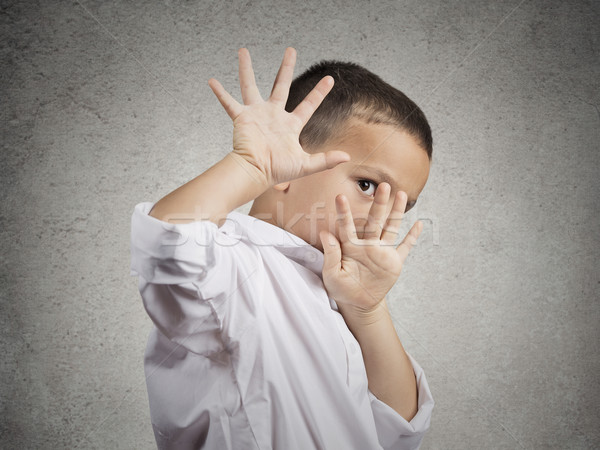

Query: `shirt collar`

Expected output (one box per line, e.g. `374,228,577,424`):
225,211,325,279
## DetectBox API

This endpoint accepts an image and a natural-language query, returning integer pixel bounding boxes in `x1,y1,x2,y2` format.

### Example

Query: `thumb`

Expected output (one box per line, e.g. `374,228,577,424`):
301,150,351,177
319,230,342,274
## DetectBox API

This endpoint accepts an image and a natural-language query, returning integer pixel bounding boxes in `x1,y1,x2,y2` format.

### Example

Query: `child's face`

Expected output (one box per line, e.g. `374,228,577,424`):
256,118,431,251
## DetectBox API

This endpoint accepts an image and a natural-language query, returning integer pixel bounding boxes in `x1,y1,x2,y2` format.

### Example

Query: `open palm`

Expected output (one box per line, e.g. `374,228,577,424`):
208,47,350,187
320,183,423,313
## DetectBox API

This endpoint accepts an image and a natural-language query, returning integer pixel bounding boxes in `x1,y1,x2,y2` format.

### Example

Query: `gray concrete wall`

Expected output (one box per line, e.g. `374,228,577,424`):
2,0,598,448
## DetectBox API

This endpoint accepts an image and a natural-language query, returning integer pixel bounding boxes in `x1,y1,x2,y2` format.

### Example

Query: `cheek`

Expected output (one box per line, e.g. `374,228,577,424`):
350,206,371,232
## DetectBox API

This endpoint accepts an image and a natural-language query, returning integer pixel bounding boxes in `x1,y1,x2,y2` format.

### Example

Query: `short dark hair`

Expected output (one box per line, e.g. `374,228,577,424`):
285,60,433,160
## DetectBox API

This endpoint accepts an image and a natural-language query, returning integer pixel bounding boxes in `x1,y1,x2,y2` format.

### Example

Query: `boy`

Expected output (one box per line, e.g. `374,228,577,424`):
130,47,434,449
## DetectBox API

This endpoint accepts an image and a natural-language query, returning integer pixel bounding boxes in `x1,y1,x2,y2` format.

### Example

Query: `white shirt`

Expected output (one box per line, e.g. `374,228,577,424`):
130,202,434,450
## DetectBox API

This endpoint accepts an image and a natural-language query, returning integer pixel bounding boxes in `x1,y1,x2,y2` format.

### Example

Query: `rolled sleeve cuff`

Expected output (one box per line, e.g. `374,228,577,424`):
130,202,220,284
369,352,434,449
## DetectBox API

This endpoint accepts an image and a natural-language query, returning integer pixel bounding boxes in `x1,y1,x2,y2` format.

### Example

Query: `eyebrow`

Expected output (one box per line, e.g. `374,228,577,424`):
353,165,418,210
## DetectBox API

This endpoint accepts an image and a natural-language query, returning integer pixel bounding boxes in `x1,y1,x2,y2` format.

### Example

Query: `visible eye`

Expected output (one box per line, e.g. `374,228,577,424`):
356,179,377,197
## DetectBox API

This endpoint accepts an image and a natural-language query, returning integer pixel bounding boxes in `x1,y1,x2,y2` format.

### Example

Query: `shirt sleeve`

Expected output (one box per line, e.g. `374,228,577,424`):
368,352,434,450
130,202,261,355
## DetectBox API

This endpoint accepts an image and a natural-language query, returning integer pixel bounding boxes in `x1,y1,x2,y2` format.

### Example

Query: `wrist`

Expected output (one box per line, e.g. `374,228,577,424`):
337,298,389,328
227,151,271,189
220,151,271,207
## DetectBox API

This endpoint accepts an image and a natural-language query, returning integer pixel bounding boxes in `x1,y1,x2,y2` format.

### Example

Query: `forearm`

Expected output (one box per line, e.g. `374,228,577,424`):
149,152,269,224
339,299,418,421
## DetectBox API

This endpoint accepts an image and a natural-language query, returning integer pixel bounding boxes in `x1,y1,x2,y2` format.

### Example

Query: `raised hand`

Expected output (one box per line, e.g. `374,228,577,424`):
319,182,423,315
208,47,350,187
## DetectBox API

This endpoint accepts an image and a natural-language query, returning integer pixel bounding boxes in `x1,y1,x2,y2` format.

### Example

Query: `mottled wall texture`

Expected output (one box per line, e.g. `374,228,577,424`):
1,1,598,448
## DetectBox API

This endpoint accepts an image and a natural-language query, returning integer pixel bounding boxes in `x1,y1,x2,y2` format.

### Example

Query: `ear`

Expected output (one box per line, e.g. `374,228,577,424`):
273,181,290,192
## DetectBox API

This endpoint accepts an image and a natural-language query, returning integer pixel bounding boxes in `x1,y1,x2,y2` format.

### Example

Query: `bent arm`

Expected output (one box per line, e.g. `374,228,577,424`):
149,152,268,225
339,299,418,422
148,47,347,226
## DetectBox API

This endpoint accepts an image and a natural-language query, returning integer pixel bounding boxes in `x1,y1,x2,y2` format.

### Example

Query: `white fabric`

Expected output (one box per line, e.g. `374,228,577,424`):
130,202,434,450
